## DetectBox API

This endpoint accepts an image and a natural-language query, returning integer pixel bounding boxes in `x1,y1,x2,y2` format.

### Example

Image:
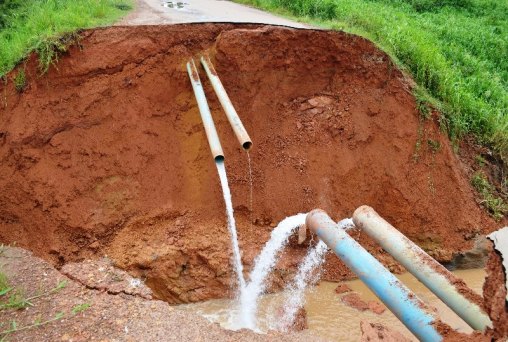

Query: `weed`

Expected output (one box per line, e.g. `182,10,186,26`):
0,269,89,340
71,303,91,314
475,154,487,167
0,312,65,340
414,88,432,120
13,69,26,93
0,274,67,311
413,125,424,162
471,171,508,220
427,139,441,153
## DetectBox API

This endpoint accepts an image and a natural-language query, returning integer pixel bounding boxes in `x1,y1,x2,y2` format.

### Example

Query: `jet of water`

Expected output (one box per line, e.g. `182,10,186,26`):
238,213,307,330
276,218,355,331
216,160,246,293
276,240,328,331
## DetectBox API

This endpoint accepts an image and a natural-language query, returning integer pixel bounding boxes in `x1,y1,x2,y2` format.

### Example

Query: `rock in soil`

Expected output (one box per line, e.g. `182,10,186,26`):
341,292,370,312
367,300,386,315
335,283,352,294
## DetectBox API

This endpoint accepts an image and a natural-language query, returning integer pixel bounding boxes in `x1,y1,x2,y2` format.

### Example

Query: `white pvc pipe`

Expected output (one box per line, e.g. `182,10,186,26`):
200,55,252,150
187,59,224,161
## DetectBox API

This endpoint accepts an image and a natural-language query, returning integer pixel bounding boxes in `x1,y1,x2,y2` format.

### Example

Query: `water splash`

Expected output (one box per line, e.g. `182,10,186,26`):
216,160,246,293
238,213,307,330
276,240,328,331
276,218,355,331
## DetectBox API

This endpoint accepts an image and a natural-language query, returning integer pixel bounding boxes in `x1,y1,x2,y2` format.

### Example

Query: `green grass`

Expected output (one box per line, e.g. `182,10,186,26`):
0,0,133,77
471,171,508,220
0,268,89,341
0,269,67,310
235,0,508,161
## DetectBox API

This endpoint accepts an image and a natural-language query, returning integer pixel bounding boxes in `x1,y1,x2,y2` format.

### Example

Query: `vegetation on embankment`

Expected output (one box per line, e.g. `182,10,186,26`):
0,0,132,77
235,0,508,161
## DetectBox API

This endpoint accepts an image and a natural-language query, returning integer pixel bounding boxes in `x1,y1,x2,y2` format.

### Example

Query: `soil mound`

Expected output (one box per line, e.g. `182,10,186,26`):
0,24,494,303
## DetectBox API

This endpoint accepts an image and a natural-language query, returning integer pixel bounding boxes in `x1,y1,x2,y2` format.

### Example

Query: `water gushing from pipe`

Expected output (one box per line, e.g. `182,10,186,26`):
246,151,254,230
238,213,307,330
216,159,246,293
276,240,328,331
276,218,354,331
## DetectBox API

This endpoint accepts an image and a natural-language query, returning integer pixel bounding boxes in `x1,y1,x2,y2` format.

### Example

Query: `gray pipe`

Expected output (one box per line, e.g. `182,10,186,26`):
200,55,252,150
187,59,224,162
352,205,493,331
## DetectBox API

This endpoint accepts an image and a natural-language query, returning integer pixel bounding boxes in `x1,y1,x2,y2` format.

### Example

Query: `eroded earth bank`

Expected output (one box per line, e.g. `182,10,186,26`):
0,24,502,310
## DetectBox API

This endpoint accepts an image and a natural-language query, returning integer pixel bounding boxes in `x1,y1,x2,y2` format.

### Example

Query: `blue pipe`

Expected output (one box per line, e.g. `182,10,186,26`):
306,209,442,342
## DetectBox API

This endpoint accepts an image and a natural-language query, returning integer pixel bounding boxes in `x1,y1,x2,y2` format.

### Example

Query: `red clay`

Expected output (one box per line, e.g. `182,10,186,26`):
483,245,508,340
341,293,370,312
0,24,496,304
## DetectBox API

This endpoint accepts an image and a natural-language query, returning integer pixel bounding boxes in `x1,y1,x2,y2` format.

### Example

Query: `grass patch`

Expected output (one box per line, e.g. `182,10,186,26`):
471,171,508,220
235,0,508,161
0,0,133,77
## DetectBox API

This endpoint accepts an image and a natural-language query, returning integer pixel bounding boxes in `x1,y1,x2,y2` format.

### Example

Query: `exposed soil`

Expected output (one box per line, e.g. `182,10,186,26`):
0,247,321,341
0,23,499,305
483,245,508,340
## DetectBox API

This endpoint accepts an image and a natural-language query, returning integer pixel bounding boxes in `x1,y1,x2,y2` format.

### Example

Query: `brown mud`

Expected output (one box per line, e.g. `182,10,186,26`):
360,321,412,342
0,23,499,305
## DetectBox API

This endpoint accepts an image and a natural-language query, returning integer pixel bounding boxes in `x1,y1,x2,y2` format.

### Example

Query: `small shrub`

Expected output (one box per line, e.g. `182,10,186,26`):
427,139,441,153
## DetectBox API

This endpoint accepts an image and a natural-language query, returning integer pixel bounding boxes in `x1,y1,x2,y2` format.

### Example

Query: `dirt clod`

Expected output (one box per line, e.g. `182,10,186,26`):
334,283,352,294
368,300,386,315
341,293,370,312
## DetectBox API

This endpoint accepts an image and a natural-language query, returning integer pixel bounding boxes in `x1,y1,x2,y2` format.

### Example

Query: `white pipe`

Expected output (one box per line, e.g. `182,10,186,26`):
200,54,252,150
187,59,224,161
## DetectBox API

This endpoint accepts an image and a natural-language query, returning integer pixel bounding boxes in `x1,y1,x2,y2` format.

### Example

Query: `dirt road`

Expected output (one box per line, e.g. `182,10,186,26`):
119,0,307,27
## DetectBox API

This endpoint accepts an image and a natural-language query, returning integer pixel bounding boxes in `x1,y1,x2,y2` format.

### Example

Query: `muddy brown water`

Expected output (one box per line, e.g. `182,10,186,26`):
178,269,486,341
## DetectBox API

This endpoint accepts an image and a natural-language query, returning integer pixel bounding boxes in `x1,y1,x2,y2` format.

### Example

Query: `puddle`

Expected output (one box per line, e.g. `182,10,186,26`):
161,1,188,9
178,269,486,341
